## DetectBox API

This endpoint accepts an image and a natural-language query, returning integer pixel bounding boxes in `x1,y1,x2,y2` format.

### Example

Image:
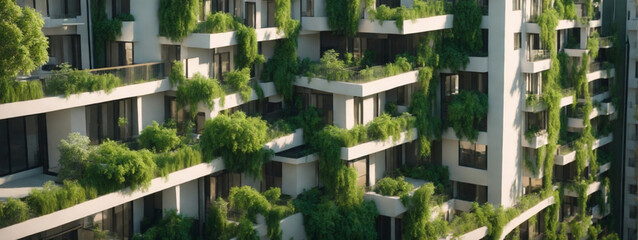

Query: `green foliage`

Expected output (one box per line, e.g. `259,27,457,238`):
158,0,199,41
229,186,270,222
293,189,378,240
91,0,123,67
57,132,93,181
139,121,181,153
367,113,414,142
195,12,241,33
438,43,469,72
410,66,442,157
367,0,449,30
200,111,273,179
205,198,236,240
452,0,483,53
26,180,91,216
133,210,196,240
176,73,226,118
0,0,48,79
326,0,360,36
373,176,414,196
303,51,416,82
114,13,135,21
83,141,156,195
401,183,449,240
154,146,202,177
587,33,600,60
236,217,259,240
169,60,186,86
225,68,252,102
260,30,300,103
235,26,265,69
447,90,488,142
0,79,44,104
384,102,399,116
263,188,282,204
0,198,29,227
46,64,121,97
397,164,450,194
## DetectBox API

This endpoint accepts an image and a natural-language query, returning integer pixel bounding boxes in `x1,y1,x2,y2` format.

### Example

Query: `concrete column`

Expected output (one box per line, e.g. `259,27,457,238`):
390,217,396,240
333,94,355,129
362,96,375,125
179,180,200,218
162,186,180,215
133,198,144,234
46,106,87,171
580,27,589,49
140,93,165,129
136,97,143,135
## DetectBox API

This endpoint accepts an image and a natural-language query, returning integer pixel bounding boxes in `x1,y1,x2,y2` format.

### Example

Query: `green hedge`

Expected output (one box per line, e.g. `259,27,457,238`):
367,0,449,30
0,198,29,228
373,176,414,196
0,79,44,104
26,180,96,216
176,73,226,118
133,210,196,240
158,0,198,41
139,121,181,153
46,64,121,97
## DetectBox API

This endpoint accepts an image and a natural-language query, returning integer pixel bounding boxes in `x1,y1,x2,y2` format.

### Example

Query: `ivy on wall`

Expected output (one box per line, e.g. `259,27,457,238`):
158,0,199,42
326,0,360,36
91,0,123,68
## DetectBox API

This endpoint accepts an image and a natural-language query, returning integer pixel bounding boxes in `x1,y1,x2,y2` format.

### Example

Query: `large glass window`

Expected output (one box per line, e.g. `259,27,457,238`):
385,145,402,173
459,141,487,170
456,181,488,204
263,161,282,190
86,98,136,144
215,52,231,80
0,114,47,176
245,2,256,28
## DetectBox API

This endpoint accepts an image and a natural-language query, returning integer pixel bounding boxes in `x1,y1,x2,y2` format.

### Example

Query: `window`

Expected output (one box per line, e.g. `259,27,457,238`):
459,141,487,170
245,2,256,28
386,86,406,106
631,205,637,219
630,154,636,168
213,0,229,13
0,114,47,176
513,0,521,10
526,73,541,94
354,97,364,125
96,202,133,239
385,145,403,173
302,0,314,17
263,161,282,190
514,33,521,50
457,182,488,204
215,52,231,80
630,185,637,195
200,0,212,21
635,61,638,78
630,228,638,240
86,98,136,144
526,111,547,131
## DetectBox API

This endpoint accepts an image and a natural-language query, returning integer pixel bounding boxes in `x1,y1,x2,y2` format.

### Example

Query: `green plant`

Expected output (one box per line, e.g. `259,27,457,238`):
0,198,29,227
374,176,414,196
229,186,270,222
326,0,360,36
452,0,483,53
447,90,488,142
401,183,449,239
176,73,226,118
82,140,156,195
57,132,93,181
195,12,241,33
205,198,236,240
133,209,196,240
0,79,45,104
367,0,449,30
91,0,123,67
158,0,199,41
224,68,252,102
139,121,181,153
46,64,121,97
114,13,135,21
235,26,265,69
200,111,273,179
154,146,202,177
169,60,186,86
396,164,450,194
26,180,91,216
385,102,399,116
263,188,282,204
236,217,259,240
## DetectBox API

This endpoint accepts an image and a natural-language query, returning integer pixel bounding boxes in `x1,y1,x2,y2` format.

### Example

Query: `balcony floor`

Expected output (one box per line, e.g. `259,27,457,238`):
0,174,57,201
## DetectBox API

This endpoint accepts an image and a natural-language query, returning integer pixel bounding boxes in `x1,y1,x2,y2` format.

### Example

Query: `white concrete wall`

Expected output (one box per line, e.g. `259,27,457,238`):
140,93,166,131
297,33,321,61
45,107,87,171
333,94,354,129
131,0,162,63
282,162,318,197
162,186,179,214
370,151,385,185
442,139,488,187
179,179,200,218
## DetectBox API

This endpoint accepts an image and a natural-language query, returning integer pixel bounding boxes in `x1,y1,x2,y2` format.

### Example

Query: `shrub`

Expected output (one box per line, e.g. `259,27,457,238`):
326,0,360,36
0,79,44,104
262,187,282,204
133,209,196,240
139,121,181,153
236,217,259,240
235,26,265,69
224,68,252,102
374,176,414,196
57,132,93,181
154,146,202,177
398,164,450,194
46,64,121,97
158,0,199,41
205,198,236,240
367,0,448,30
401,183,449,239
229,186,270,222
176,73,226,118
114,13,135,21
195,12,241,33
0,198,29,227
82,141,156,195
199,112,272,178
367,113,414,142
27,180,91,216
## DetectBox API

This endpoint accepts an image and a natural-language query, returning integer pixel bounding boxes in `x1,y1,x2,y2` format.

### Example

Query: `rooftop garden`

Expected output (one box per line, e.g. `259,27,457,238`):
366,0,452,30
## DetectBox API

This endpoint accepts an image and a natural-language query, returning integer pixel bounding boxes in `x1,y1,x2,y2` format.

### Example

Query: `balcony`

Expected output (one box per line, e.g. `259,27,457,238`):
564,48,588,57
163,27,285,49
599,36,613,48
0,63,169,120
295,68,419,97
555,142,577,165
564,181,601,197
591,133,613,149
341,128,417,160
522,129,548,149
587,61,615,81
358,14,453,35
522,50,551,73
363,177,429,217
567,102,615,129
523,89,574,112
0,172,56,201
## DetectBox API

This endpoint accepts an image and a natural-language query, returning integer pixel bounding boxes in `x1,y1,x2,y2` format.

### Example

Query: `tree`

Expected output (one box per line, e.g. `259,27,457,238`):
0,0,48,103
0,0,48,79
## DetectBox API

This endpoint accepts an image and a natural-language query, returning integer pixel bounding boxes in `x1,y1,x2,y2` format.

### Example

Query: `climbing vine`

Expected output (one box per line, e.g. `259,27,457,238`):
235,26,264,70
158,0,199,42
401,183,449,239
326,0,360,36
176,73,226,118
447,90,488,142
91,0,124,68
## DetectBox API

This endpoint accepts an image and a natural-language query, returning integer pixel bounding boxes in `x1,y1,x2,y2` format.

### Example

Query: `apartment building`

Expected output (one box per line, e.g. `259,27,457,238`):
0,0,624,239
625,0,638,239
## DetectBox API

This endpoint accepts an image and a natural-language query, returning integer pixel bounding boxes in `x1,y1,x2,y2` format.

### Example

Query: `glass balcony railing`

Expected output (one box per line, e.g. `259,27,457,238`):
87,62,165,85
527,49,551,62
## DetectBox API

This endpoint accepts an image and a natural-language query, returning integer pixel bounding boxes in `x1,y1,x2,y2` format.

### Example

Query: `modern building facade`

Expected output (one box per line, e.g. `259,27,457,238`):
0,0,630,239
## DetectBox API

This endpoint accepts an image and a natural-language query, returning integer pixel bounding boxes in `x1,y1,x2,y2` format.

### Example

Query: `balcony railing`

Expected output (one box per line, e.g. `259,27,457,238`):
599,36,612,47
556,142,575,156
88,62,165,85
527,49,551,62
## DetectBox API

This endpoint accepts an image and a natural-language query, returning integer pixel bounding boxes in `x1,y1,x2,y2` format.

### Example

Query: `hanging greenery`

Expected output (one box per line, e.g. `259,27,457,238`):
224,68,253,102
91,0,123,68
366,0,449,30
176,73,226,118
199,111,273,179
326,0,360,36
235,26,265,69
401,183,449,239
158,0,199,42
46,63,121,97
169,60,186,86
452,0,483,53
447,90,488,142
